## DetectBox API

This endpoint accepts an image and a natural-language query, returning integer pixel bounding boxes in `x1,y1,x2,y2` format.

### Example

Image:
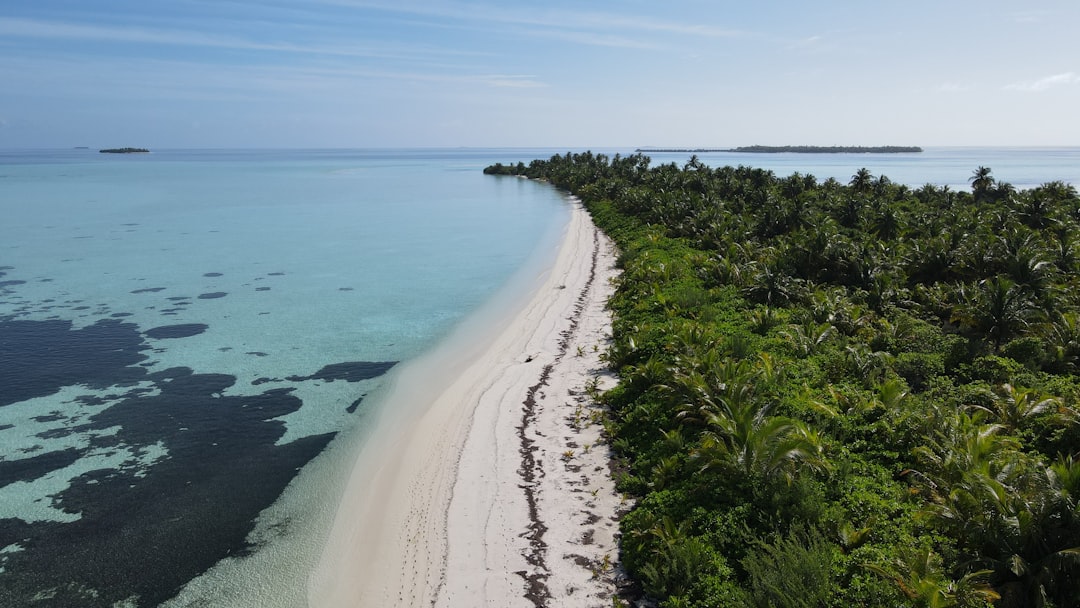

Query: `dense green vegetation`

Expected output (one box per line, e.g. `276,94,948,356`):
99,147,149,153
486,153,1080,607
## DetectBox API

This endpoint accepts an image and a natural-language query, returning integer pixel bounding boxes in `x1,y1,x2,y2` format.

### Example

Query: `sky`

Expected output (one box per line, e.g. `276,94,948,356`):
1,1,1079,148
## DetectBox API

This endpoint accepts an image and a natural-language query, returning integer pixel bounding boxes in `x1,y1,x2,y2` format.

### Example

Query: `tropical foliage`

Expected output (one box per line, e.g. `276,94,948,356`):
486,154,1080,607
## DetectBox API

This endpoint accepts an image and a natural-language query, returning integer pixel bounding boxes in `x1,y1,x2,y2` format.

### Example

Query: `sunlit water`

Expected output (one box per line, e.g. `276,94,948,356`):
643,146,1080,189
0,148,571,607
0,146,1075,606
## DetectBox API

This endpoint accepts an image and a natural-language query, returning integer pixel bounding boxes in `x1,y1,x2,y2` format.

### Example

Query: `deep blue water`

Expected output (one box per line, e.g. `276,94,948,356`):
0,147,1076,606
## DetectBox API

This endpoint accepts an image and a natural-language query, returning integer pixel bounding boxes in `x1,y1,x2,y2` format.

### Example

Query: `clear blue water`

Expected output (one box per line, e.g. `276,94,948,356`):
0,146,1077,606
0,148,572,607
642,146,1080,189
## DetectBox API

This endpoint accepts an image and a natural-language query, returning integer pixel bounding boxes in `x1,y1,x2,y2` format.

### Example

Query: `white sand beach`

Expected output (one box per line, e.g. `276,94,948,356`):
309,198,624,607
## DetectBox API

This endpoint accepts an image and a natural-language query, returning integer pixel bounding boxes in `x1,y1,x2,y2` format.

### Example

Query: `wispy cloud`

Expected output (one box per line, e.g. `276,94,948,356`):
0,53,547,104
479,75,546,88
521,27,664,51
783,34,825,52
0,16,480,61
1005,72,1080,92
315,0,747,42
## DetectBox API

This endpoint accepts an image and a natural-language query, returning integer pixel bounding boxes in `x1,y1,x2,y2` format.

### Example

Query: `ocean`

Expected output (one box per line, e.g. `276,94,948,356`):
643,146,1080,190
1,146,1077,607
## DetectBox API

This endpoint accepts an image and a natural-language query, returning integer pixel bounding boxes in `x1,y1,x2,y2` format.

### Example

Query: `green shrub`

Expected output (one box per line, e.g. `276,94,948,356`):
1002,336,1046,369
962,354,1024,383
894,352,944,392
741,526,839,608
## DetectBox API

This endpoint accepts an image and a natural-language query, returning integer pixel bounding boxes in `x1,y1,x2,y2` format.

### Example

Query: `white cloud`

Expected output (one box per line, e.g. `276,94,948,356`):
1005,72,1080,92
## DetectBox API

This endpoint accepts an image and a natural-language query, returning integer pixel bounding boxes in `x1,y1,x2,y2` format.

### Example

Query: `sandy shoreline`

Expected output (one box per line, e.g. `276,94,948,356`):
309,199,623,607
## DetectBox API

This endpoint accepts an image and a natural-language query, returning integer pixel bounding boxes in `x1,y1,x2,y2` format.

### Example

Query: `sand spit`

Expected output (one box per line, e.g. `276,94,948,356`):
310,199,625,607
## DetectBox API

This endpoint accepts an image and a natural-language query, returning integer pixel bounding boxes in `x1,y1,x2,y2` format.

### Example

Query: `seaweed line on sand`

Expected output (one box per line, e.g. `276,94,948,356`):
516,225,601,607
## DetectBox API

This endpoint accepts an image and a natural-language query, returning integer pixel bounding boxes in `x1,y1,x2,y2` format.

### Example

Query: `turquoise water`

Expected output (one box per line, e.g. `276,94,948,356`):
0,149,572,607
0,146,1077,606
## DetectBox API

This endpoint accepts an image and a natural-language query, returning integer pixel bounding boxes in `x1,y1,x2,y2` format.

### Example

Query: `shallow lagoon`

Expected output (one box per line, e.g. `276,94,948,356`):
0,149,571,606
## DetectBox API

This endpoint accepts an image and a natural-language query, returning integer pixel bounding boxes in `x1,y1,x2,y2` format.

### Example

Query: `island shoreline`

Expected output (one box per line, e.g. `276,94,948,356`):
309,198,624,607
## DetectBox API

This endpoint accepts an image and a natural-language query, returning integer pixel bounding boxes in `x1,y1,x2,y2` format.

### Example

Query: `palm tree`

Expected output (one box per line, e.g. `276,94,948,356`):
693,401,827,484
970,166,995,204
966,384,1060,434
910,412,1080,607
1044,311,1080,372
1013,191,1056,229
952,277,1039,350
743,263,800,306
865,547,1000,608
850,168,874,193
780,321,836,358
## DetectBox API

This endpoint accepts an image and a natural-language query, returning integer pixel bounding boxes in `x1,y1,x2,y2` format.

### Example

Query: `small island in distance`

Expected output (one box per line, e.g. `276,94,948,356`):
100,147,150,154
636,145,923,154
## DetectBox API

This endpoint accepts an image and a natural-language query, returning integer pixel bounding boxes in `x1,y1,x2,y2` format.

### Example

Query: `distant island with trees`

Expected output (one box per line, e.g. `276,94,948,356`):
99,148,150,154
636,145,923,154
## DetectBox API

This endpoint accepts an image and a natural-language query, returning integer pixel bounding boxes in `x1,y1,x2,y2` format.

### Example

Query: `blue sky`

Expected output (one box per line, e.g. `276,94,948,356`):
1,1,1078,148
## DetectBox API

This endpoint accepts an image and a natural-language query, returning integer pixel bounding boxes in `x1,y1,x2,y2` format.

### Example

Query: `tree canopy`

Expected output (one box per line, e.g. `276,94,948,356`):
486,152,1080,607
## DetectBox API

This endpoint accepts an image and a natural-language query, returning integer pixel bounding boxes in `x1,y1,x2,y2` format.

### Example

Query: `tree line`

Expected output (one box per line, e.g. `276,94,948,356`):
486,152,1080,607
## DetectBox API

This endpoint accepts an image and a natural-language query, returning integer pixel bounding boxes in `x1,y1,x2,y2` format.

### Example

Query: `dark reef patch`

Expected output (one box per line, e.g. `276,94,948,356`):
145,323,209,340
130,287,166,294
267,272,285,276
202,272,223,277
198,292,227,299
0,366,336,608
255,287,271,292
288,361,397,383
0,318,149,407
0,448,81,487
346,395,365,414
0,302,400,607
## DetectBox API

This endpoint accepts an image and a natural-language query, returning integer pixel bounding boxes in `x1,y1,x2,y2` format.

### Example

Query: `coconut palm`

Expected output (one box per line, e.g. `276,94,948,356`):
952,277,1040,350
693,401,828,484
1044,311,1080,371
967,384,1060,434
970,166,996,203
743,263,800,306
850,167,874,193
865,547,1000,608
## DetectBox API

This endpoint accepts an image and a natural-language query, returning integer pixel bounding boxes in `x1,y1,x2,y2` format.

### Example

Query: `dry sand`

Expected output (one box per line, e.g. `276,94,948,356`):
309,198,625,607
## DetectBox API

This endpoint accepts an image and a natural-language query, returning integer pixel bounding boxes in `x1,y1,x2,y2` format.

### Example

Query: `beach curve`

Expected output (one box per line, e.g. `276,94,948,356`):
309,198,623,607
